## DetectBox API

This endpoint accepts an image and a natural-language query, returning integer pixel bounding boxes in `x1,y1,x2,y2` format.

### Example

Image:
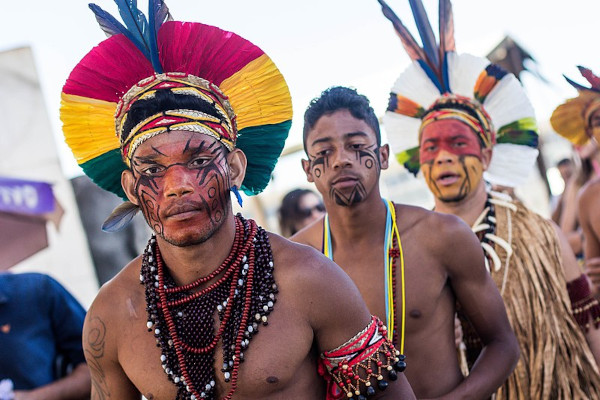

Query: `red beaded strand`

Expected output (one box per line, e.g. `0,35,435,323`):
142,215,277,400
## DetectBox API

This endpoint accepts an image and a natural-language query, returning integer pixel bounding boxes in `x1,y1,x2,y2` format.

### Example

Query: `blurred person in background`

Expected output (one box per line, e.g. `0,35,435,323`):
278,188,325,237
552,66,600,296
380,1,600,396
0,272,90,400
552,147,598,258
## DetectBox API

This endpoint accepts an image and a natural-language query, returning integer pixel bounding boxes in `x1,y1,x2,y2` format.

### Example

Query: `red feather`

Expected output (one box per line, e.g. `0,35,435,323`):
377,0,426,62
438,0,455,56
578,66,600,91
158,21,264,87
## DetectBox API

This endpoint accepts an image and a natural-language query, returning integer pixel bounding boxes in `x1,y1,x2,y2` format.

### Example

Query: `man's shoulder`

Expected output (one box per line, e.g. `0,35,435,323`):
580,177,600,205
269,232,349,289
88,255,144,319
395,203,467,237
289,216,324,250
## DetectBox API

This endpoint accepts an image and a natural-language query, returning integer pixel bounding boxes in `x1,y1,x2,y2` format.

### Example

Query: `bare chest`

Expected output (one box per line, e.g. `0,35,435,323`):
332,236,450,335
117,294,320,399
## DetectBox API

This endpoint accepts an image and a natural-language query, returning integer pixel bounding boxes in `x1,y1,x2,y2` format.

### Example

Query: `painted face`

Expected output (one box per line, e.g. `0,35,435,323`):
419,119,484,203
304,110,385,207
128,130,230,246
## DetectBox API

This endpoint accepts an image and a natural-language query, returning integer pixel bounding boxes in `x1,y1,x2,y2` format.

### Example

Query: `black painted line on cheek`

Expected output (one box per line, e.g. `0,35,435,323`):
458,156,471,197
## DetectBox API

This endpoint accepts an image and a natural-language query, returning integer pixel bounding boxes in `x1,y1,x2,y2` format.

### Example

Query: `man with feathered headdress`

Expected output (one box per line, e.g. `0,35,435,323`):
60,1,415,399
380,0,600,398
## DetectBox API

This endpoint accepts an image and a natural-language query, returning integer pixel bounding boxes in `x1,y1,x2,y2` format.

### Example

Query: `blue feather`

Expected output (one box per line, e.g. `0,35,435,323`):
417,59,443,94
441,51,450,93
564,75,590,92
148,0,171,73
408,0,440,70
102,201,140,232
113,0,151,59
89,3,139,45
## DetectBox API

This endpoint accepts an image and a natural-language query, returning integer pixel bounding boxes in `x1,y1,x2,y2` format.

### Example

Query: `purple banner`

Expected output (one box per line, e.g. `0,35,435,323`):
0,177,55,215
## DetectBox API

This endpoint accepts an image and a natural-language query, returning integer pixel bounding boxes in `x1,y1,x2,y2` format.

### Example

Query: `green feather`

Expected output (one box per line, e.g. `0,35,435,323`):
236,121,292,196
81,149,128,200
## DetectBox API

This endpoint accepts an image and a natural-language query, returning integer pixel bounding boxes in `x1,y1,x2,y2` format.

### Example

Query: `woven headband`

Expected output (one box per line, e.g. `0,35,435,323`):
117,73,236,166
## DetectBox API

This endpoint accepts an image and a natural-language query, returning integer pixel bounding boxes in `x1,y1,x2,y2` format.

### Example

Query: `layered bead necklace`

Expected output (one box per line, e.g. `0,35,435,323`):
141,215,277,400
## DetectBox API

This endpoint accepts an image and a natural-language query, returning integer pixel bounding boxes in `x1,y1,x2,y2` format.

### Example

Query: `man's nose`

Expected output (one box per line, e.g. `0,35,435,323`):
332,148,353,169
435,149,456,165
163,165,195,198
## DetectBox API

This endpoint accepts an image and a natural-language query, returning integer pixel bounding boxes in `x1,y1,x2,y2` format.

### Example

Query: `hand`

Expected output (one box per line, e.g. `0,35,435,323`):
586,257,600,293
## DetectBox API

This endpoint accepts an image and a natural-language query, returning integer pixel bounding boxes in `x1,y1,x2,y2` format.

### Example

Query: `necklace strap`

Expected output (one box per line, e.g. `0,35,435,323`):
322,200,406,353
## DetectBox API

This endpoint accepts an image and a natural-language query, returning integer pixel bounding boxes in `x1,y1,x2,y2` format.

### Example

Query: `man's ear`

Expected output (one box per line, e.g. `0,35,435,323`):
227,148,247,188
481,147,493,170
301,158,314,183
379,144,390,170
121,169,139,205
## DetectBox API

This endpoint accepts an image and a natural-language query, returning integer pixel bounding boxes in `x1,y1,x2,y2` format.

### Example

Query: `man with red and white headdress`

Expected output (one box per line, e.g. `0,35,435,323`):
380,0,600,398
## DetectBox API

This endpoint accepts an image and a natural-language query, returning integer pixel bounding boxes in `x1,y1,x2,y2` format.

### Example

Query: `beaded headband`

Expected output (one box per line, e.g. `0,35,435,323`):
117,73,236,166
419,95,495,150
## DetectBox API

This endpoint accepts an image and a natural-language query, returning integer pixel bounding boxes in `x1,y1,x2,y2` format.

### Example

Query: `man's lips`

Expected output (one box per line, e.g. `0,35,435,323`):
331,175,359,188
435,172,461,186
164,202,203,219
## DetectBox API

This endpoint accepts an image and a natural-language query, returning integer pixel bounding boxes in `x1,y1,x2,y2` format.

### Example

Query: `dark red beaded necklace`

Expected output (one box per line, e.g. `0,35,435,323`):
141,215,277,400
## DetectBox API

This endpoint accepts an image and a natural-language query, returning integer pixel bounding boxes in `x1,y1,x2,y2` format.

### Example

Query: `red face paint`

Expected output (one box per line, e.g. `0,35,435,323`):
130,130,231,246
419,119,482,164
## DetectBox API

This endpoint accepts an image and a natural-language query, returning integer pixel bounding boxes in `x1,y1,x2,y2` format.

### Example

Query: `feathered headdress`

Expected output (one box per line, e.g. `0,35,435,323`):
61,0,292,202
378,0,539,188
551,66,600,146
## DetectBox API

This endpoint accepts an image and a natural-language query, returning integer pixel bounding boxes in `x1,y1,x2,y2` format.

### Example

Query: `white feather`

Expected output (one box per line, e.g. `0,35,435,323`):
483,74,536,129
391,61,441,109
447,53,489,97
485,143,539,187
382,112,422,154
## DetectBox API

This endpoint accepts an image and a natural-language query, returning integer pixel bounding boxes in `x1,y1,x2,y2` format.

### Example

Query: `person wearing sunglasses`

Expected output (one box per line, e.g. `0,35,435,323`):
278,188,326,237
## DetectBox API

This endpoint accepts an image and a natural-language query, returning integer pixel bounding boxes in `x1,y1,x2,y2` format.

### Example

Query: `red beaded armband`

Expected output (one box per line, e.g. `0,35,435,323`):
567,274,600,332
318,316,406,399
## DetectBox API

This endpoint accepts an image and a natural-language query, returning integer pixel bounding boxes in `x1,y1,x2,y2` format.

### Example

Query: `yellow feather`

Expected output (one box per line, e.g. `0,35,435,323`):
220,54,293,130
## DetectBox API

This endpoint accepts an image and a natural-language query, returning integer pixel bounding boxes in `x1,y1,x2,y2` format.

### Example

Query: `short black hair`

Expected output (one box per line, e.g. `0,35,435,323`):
302,86,381,152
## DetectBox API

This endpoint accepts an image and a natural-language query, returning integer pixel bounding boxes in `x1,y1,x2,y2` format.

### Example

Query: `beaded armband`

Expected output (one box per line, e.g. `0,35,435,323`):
567,274,600,332
318,316,406,399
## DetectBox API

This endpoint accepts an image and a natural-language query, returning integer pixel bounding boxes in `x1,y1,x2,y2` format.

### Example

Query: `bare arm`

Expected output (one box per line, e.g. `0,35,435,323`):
552,222,600,366
13,363,90,400
83,302,140,400
437,216,519,400
293,247,415,399
580,180,600,264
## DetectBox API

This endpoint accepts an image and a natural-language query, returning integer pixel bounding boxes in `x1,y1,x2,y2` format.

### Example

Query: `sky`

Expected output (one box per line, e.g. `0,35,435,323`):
2,0,599,178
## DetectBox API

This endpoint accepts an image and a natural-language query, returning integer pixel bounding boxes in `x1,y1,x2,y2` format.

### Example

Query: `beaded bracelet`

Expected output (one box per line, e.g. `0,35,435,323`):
320,316,406,399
